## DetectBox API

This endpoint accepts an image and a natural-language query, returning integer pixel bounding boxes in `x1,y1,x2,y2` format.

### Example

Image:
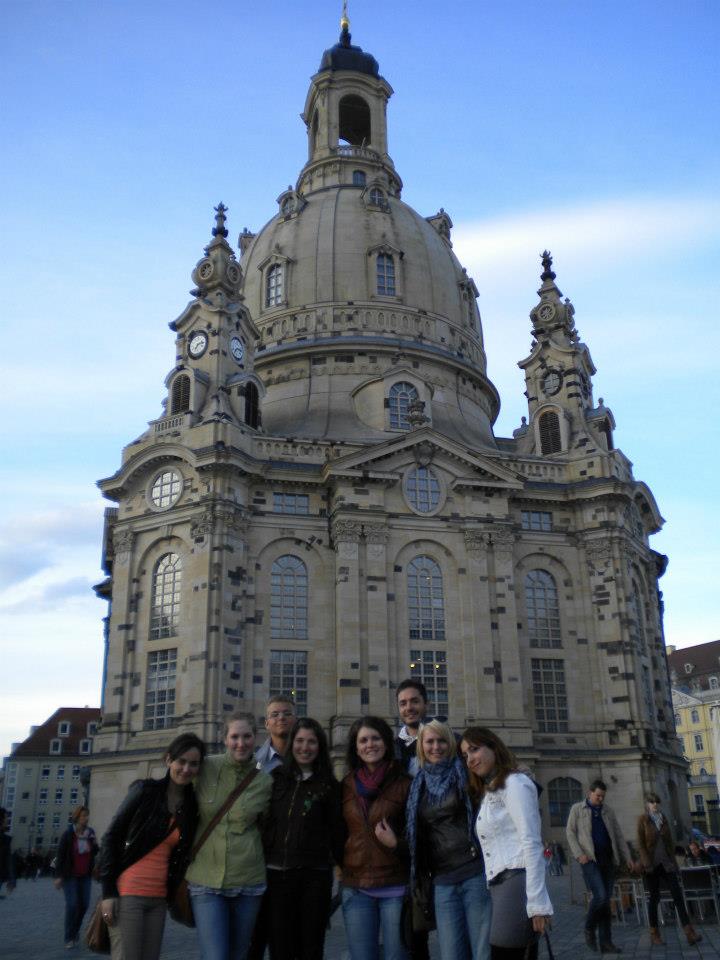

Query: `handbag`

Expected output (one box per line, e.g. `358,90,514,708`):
168,767,259,927
524,930,555,960
85,898,111,954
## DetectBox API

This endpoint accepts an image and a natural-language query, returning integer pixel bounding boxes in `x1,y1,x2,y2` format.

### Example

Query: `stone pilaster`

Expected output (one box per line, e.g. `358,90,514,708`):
463,530,498,721
487,528,525,724
332,518,363,717
363,522,391,714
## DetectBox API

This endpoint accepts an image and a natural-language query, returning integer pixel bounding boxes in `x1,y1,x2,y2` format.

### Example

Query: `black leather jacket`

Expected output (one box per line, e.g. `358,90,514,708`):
96,775,198,898
419,789,482,877
262,768,346,870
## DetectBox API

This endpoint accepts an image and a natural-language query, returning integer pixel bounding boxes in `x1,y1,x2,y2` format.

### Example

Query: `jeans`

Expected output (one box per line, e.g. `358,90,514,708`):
434,873,492,960
645,866,689,927
63,875,92,943
341,886,407,960
266,867,333,960
581,859,615,945
190,886,265,960
108,896,167,960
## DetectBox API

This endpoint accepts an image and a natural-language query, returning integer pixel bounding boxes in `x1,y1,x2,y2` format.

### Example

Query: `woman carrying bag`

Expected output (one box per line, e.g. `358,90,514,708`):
460,727,552,960
96,732,204,960
637,793,701,946
185,710,272,960
406,721,491,960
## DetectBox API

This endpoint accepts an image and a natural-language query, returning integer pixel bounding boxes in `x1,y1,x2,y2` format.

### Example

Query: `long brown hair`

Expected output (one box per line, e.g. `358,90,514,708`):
460,726,518,802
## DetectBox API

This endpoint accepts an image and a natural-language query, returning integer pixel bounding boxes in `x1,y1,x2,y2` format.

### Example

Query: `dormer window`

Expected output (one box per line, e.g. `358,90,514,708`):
369,187,385,207
87,722,97,736
685,663,694,674
50,739,62,755
58,721,71,737
377,253,395,296
79,739,91,755
388,382,418,430
281,196,293,216
266,263,284,307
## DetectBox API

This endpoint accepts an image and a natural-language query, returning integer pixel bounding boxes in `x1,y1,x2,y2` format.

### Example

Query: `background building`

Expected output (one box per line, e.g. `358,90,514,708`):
670,641,720,834
89,22,687,841
1,708,100,856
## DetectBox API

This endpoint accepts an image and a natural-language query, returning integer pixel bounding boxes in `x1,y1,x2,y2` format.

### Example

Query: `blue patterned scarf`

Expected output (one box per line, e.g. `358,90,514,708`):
406,756,475,884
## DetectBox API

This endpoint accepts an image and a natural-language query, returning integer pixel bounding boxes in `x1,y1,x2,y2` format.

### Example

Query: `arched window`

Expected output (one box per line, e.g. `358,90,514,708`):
280,196,293,216
525,570,561,648
271,555,308,640
408,556,445,642
548,777,582,826
388,381,417,429
369,187,385,207
171,375,190,415
377,253,396,296
338,94,370,145
245,382,260,429
405,467,441,513
266,264,284,307
353,170,366,186
539,411,561,454
150,553,182,640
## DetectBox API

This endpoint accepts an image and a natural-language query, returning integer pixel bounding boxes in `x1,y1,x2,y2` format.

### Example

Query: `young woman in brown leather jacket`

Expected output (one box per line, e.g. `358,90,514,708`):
637,793,700,946
341,715,411,960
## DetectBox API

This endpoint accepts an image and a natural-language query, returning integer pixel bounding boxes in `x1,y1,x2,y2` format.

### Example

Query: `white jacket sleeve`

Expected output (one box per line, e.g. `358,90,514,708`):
503,774,554,917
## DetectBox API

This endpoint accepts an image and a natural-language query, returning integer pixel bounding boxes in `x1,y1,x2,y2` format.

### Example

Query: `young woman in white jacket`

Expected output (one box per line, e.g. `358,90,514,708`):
460,727,553,960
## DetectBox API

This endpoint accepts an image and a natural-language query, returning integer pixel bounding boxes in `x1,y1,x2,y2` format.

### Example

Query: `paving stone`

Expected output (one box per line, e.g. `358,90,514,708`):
2,875,720,960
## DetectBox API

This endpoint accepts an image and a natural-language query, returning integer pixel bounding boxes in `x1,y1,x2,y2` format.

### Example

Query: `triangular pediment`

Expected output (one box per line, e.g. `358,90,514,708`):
671,689,702,708
322,428,523,489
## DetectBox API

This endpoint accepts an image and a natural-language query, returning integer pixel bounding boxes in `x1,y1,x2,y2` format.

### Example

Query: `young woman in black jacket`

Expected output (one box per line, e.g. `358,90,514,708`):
96,732,205,960
262,718,345,960
53,805,99,948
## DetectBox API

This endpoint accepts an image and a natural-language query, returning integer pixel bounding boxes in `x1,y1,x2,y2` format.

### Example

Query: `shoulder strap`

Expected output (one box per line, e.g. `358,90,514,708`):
191,768,259,860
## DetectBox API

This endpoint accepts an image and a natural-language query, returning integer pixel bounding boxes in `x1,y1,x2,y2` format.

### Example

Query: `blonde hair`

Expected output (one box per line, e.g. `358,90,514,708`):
416,720,456,767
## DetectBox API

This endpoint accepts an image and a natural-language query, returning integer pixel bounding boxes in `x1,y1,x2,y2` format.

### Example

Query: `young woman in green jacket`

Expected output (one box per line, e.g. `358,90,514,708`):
186,711,272,960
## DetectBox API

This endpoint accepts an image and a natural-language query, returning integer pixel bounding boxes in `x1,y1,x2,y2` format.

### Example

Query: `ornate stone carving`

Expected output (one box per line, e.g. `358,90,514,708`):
332,520,362,543
490,528,515,563
364,523,389,545
112,529,134,565
191,509,215,540
464,530,489,553
584,537,613,573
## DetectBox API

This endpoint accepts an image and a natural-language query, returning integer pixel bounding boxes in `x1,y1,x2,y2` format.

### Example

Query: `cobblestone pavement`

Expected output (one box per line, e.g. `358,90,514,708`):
2,873,720,960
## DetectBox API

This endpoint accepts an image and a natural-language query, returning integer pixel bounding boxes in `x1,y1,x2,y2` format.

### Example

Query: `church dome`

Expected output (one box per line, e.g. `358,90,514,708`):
236,31,499,447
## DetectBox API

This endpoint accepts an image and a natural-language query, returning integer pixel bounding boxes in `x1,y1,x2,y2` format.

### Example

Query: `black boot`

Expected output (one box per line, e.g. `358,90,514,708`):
585,930,598,952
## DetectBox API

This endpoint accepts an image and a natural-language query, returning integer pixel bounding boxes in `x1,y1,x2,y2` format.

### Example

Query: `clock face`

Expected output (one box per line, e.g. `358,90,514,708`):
230,336,245,363
538,303,555,322
543,371,561,395
188,331,208,359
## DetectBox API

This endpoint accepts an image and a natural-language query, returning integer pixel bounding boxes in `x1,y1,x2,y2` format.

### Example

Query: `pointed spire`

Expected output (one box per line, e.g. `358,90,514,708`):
540,250,556,282
339,0,352,46
212,202,229,239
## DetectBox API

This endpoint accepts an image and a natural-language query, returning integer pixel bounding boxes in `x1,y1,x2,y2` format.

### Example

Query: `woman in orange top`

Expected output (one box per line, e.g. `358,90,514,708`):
96,733,205,960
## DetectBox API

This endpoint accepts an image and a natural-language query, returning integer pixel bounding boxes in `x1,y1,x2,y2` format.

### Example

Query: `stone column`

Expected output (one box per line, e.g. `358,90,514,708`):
488,528,525,724
332,518,363,721
463,530,498,722
363,522,391,715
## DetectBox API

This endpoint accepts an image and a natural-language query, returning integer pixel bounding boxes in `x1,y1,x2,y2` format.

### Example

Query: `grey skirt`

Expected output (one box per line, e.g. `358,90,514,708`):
489,869,533,949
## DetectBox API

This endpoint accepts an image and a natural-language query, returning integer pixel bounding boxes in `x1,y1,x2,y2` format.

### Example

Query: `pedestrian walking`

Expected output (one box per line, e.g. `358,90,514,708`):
637,793,701,945
566,779,638,954
0,807,16,899
53,805,98,949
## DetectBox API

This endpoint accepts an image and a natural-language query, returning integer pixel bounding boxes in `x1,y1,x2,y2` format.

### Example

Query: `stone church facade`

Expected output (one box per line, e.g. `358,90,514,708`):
90,23,688,838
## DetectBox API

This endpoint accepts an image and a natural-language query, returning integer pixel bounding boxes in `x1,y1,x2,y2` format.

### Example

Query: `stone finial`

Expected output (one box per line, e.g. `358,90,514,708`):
407,397,429,429
212,202,229,239
540,250,556,282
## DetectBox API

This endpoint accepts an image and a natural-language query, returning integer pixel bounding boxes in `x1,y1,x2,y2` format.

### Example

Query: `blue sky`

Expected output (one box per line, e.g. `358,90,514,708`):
1,1,718,759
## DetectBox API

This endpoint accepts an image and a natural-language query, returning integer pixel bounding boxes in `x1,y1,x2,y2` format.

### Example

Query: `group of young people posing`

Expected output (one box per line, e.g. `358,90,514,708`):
92,679,553,960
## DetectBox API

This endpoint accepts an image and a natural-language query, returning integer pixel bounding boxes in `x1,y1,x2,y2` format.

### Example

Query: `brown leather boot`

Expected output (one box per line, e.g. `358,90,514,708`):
649,928,663,946
684,925,702,945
